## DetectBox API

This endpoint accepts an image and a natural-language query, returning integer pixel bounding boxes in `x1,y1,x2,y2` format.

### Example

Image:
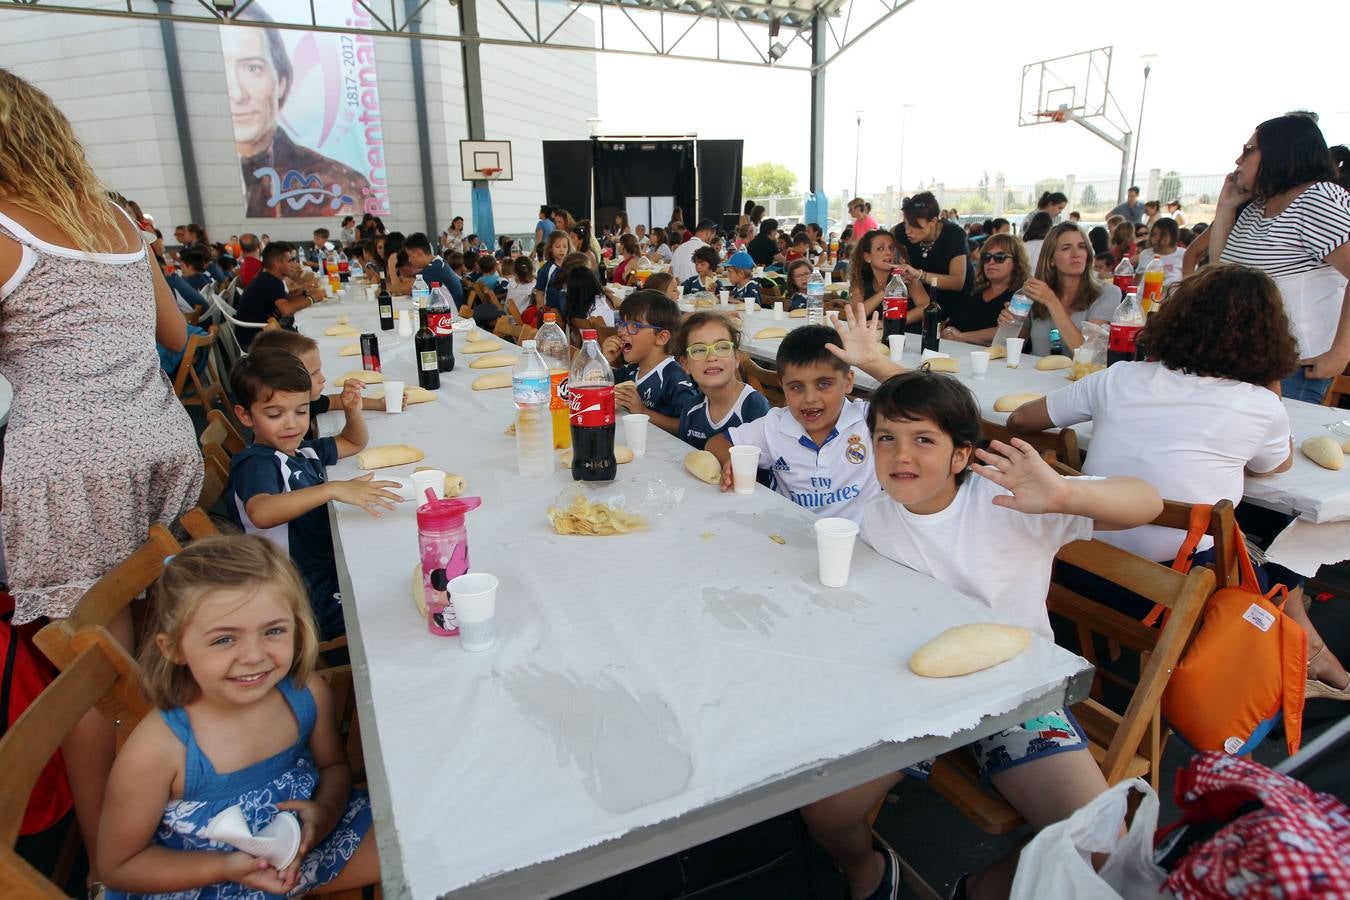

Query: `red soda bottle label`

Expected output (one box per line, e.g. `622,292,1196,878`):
883,297,908,320
1108,323,1141,354
427,311,455,337
568,384,615,427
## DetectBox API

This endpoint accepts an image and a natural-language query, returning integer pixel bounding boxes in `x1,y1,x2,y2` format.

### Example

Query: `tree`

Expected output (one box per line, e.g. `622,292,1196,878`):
1080,184,1099,208
978,171,990,201
1033,177,1065,201
742,162,798,199
1158,170,1182,203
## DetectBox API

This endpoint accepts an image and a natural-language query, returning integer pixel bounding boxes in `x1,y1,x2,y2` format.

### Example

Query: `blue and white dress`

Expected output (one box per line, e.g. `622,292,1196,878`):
107,678,373,899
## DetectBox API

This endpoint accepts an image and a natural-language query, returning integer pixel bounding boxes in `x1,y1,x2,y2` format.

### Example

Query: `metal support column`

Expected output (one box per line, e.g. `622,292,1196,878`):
459,0,495,245
155,0,203,226
405,0,438,236
804,10,827,228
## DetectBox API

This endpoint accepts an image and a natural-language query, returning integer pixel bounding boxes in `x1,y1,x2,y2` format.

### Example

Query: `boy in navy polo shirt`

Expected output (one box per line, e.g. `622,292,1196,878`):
227,349,403,639
613,290,702,435
681,246,723,296
705,312,904,523
722,251,762,307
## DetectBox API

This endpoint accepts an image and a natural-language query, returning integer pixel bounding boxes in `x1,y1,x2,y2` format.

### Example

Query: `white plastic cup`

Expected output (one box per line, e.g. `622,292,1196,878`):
729,445,761,495
888,334,904,362
815,517,860,588
366,285,377,303
397,309,413,336
1005,337,1025,368
622,414,650,456
744,295,755,315
773,302,785,320
411,468,446,502
970,351,990,378
383,380,405,413
719,289,730,305
449,573,498,652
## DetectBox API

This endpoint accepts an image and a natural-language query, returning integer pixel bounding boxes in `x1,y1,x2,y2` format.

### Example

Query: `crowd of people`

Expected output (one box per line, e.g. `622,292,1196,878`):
2,57,1349,900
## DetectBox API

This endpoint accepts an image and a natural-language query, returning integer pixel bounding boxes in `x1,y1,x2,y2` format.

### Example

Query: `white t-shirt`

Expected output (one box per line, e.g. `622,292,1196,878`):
505,277,534,310
1046,361,1290,562
727,398,881,523
1220,182,1350,360
587,294,616,326
671,237,706,282
1136,247,1186,286
862,475,1094,640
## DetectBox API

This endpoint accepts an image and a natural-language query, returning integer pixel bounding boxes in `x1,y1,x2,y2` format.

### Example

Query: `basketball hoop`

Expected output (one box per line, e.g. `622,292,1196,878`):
477,167,503,180
1035,109,1068,124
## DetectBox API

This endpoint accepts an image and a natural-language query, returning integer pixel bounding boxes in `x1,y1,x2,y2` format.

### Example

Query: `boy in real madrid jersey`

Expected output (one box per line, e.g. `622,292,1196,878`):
706,317,904,522
613,290,703,434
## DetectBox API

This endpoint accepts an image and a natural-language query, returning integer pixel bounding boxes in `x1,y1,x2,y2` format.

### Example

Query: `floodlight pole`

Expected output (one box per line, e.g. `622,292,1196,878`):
853,111,863,198
806,10,827,229
1129,61,1152,191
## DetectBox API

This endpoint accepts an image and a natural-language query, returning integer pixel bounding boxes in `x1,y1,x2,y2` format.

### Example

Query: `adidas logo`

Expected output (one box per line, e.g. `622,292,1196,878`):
771,456,791,472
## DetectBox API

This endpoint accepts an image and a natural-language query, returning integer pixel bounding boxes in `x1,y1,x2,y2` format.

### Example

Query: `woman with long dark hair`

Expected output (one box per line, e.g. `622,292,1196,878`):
892,191,972,313
848,229,928,323
1211,113,1350,402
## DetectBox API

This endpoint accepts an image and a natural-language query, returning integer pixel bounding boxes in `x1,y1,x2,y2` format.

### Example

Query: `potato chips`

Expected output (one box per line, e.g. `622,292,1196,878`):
548,495,648,536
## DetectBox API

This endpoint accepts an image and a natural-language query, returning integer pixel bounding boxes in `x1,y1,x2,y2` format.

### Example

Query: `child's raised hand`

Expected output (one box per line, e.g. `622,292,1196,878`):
223,851,296,894
339,379,364,412
970,438,1071,515
825,300,886,367
331,473,402,517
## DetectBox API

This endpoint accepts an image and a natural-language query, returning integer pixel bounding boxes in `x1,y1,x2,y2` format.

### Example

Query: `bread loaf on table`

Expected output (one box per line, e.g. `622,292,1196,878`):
356,444,425,470
909,623,1031,677
993,392,1042,413
684,450,722,484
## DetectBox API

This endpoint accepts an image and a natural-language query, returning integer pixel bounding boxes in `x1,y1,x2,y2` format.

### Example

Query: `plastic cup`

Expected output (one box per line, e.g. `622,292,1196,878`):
383,380,405,413
719,289,730,305
411,468,445,501
366,285,377,303
397,310,413,336
970,352,990,378
888,334,904,362
729,445,761,495
449,573,498,652
622,414,650,456
815,517,860,588
773,302,785,320
1005,337,1025,368
744,296,755,315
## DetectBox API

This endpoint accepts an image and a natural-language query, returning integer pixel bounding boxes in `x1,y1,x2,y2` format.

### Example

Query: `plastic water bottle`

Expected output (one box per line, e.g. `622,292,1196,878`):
513,340,554,478
992,289,1033,349
411,274,430,312
806,268,826,325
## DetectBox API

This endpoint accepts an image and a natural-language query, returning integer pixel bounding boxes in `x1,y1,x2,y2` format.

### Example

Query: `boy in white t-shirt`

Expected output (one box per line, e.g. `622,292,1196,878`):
798,359,1161,900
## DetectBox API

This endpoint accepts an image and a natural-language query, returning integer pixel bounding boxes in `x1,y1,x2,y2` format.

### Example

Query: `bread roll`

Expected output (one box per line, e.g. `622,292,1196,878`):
462,340,500,354
988,344,1007,360
560,446,633,465
356,444,425,469
324,324,359,336
754,327,788,340
909,623,1032,677
1035,355,1073,371
788,308,808,318
465,328,484,342
336,370,384,386
924,357,960,373
415,467,467,497
993,392,1043,413
338,344,360,357
471,373,512,390
403,385,437,405
469,354,517,369
684,450,722,484
337,314,349,325
1301,435,1345,471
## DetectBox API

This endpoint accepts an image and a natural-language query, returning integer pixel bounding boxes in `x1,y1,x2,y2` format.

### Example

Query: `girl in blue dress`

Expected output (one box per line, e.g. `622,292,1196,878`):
99,535,377,898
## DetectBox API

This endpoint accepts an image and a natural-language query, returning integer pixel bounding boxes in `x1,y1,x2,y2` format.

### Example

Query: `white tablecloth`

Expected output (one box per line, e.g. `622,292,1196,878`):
296,298,1091,898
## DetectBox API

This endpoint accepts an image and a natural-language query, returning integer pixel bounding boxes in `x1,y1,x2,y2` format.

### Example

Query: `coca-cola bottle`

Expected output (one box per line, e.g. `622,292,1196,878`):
1107,292,1145,366
882,272,909,343
426,282,456,372
1112,256,1135,297
568,329,616,482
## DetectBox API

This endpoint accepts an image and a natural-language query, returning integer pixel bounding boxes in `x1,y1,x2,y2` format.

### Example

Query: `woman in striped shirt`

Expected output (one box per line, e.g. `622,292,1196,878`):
1211,113,1350,402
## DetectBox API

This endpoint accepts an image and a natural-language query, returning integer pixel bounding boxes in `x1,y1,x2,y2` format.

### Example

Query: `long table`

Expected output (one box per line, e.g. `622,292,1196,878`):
296,296,1093,899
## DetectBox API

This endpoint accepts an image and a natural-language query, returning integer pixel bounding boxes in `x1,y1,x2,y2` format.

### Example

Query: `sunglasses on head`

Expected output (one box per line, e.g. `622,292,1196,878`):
983,252,1011,264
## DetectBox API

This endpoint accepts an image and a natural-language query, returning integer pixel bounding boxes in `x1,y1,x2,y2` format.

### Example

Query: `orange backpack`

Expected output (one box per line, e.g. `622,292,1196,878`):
1150,504,1306,756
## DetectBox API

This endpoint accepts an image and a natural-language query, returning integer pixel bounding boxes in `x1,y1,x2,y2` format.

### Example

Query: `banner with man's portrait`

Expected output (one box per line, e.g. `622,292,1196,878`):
221,0,391,219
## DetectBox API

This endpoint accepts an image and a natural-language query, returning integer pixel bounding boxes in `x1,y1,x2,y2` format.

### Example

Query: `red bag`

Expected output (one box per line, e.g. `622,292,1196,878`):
1149,505,1306,756
0,592,74,834
520,304,542,328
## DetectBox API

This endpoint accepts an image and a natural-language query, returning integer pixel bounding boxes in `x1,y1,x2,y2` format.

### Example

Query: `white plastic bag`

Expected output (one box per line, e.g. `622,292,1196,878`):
1009,778,1171,900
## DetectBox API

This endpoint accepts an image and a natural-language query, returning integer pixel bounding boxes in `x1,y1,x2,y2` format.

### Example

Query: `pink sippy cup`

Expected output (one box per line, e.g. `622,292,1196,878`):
417,495,482,636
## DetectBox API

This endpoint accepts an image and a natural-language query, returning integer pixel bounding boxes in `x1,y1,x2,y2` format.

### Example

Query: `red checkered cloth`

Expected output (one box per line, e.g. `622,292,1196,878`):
1159,753,1350,898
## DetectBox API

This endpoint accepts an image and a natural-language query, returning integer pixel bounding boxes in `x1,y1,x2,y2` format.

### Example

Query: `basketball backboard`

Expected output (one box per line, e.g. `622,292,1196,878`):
1019,47,1113,127
459,140,513,181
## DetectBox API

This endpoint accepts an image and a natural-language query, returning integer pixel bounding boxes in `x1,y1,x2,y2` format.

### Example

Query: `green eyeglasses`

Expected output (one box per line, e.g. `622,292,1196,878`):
685,340,736,361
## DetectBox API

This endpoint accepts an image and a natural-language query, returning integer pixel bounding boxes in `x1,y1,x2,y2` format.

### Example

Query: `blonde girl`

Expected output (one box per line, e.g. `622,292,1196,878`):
98,536,378,898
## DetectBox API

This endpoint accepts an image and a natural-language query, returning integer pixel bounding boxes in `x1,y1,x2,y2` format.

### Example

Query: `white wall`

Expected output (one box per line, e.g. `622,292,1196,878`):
0,2,597,241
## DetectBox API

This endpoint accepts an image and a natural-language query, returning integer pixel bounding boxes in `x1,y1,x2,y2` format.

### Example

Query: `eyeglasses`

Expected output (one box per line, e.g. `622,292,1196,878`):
1240,142,1258,159
685,340,736,361
983,253,1011,264
615,319,663,335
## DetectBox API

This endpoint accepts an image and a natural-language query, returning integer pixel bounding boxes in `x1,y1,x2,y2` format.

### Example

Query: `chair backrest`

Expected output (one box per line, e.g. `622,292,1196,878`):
172,326,231,417
506,298,525,324
1049,540,1215,784
33,525,182,673
0,639,147,897
200,408,245,457
198,445,230,512
1321,372,1350,408
740,354,785,408
982,418,1081,470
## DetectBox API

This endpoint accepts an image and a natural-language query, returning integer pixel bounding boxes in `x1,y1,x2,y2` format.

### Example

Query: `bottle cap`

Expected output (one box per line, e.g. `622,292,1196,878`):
581,328,598,341
431,282,439,288
544,311,557,323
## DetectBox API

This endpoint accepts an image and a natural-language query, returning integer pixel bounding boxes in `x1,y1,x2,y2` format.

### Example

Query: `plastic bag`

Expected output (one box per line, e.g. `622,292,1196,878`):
1071,321,1109,380
1009,778,1171,900
547,476,685,536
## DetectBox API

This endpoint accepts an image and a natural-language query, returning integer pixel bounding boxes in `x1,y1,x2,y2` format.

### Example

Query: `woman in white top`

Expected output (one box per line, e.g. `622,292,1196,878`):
1211,113,1350,402
998,223,1120,356
1137,218,1186,286
1007,264,1348,697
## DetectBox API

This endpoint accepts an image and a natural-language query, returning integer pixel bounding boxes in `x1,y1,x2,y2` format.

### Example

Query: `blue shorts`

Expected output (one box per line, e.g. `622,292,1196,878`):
905,707,1089,781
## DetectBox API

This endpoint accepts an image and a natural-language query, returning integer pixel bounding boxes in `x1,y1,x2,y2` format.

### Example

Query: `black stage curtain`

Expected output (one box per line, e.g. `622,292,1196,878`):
697,139,743,226
541,140,593,222
592,140,696,230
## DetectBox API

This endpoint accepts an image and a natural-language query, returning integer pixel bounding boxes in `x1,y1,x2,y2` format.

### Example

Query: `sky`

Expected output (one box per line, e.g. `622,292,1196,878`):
590,0,1349,196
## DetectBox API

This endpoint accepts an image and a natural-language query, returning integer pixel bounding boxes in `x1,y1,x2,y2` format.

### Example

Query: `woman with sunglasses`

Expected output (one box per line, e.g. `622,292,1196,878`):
941,235,1032,346
1210,113,1350,402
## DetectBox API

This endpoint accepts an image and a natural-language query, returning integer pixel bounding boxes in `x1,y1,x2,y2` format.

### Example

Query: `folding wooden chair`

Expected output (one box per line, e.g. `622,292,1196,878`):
741,354,786,408
177,447,231,541
0,638,147,898
1321,370,1350,408
983,418,1082,470
172,325,231,419
199,408,245,457
921,547,1213,836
